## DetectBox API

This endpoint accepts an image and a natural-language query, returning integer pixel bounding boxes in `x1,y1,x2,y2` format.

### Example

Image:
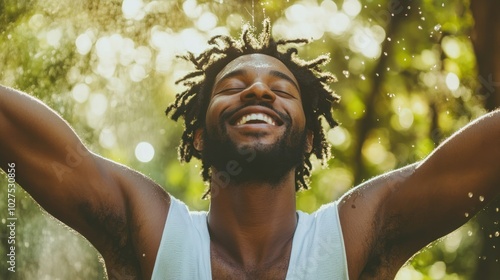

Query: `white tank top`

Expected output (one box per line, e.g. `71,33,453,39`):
152,196,349,279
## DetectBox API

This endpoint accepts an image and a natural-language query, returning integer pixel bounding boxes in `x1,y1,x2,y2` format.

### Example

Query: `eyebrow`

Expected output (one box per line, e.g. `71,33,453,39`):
215,69,300,92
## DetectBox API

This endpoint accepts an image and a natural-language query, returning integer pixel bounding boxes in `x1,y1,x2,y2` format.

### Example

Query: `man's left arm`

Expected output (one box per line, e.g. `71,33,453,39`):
390,110,500,244
339,110,500,279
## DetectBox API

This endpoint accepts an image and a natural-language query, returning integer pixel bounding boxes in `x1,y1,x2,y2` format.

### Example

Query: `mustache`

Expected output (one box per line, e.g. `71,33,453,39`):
219,101,292,126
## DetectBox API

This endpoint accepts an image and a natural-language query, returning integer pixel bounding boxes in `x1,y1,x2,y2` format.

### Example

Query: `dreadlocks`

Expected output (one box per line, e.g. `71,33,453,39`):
165,19,339,197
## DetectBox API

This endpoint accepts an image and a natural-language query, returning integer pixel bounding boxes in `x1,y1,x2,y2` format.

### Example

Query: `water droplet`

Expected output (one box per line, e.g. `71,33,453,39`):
479,196,484,202
344,55,350,60
464,212,469,218
387,37,392,41
468,230,473,236
418,25,423,30
495,232,500,237
468,192,474,198
496,208,499,212
360,75,366,80
342,70,350,78
434,24,442,32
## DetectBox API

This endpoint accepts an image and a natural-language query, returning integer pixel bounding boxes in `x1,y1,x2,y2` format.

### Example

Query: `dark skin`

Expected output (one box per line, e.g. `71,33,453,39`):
200,54,309,279
1,53,500,279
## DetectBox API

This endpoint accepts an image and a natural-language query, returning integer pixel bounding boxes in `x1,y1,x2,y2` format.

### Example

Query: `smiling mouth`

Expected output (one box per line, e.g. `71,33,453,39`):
235,113,277,126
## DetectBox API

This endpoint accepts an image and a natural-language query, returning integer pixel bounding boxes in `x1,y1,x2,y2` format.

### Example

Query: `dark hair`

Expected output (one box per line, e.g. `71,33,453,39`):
166,19,339,196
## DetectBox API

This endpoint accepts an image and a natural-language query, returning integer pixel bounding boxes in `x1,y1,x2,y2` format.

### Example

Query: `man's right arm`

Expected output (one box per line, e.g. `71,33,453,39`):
0,84,119,237
0,85,170,275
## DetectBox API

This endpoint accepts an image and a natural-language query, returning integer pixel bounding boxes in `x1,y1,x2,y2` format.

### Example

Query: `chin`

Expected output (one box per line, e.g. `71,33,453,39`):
202,129,307,187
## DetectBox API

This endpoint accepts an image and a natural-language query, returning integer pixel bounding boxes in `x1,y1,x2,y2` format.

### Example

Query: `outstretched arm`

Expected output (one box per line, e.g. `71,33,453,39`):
339,110,500,279
0,85,169,278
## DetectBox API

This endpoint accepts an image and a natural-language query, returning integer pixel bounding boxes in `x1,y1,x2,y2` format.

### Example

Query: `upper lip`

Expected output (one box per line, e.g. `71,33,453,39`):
229,106,284,126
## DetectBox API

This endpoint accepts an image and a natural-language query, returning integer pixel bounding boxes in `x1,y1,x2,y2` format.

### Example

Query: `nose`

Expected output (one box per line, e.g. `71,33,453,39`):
240,82,276,103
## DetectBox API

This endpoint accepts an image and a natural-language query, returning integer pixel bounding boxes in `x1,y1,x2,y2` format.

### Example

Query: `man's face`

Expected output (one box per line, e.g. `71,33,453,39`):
199,53,311,185
207,53,306,148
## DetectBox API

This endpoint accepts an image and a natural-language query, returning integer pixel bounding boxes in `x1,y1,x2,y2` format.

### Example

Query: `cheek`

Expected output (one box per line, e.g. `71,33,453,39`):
286,101,307,130
204,98,228,136
205,99,220,125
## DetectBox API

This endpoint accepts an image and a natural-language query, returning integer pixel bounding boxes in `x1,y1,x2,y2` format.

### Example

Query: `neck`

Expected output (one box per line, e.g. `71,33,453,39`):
207,169,297,269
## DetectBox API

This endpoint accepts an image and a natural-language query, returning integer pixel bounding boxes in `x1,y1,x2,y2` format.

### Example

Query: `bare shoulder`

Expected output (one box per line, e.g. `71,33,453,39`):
338,164,418,279
88,157,171,279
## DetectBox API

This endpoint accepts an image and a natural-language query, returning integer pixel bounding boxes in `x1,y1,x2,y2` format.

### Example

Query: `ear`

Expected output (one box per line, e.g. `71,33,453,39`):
304,130,314,154
193,128,204,152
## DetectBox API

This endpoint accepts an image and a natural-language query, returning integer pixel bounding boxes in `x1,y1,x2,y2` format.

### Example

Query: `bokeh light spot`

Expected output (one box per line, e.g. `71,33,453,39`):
135,142,155,162
89,93,108,116
343,0,362,17
99,128,117,149
445,72,460,91
75,33,93,55
196,12,218,31
398,108,414,129
72,83,90,103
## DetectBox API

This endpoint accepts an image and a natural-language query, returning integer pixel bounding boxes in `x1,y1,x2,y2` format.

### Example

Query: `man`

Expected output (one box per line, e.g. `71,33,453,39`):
1,19,499,279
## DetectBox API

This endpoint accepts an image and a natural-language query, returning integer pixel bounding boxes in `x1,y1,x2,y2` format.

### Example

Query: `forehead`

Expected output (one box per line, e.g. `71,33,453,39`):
214,53,297,84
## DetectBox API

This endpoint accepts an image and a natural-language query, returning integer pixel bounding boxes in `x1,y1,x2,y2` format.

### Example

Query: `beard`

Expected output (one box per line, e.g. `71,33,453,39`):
202,104,308,188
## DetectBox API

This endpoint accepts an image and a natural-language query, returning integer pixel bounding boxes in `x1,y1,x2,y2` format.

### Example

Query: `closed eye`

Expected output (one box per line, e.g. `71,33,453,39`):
272,89,295,98
215,88,245,95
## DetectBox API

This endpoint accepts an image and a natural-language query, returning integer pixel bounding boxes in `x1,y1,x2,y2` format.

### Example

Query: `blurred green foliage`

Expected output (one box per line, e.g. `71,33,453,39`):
0,0,498,279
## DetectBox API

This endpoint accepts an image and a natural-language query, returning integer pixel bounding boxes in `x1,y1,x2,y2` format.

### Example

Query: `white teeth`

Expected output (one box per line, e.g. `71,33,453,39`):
236,113,276,126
